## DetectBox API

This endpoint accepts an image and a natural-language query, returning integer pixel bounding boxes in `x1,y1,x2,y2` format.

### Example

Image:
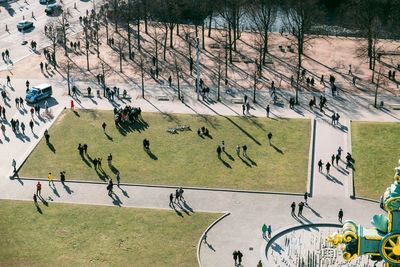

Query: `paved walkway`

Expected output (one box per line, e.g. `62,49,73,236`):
0,77,400,266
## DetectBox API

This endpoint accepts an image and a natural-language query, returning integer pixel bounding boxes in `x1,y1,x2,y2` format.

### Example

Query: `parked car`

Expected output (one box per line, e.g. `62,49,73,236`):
17,20,33,31
45,4,62,14
25,84,52,103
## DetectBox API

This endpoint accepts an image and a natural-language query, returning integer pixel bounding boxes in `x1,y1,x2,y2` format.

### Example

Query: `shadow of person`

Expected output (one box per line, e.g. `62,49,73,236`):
73,110,80,117
36,205,43,214
111,193,123,206
271,144,284,154
110,165,119,174
238,155,252,167
52,185,60,197
40,197,49,207
305,204,322,218
204,239,216,252
80,153,91,167
219,157,232,168
47,142,56,153
245,155,257,166
183,200,194,213
105,132,113,141
63,183,73,194
120,187,130,198
224,151,235,161
146,149,158,160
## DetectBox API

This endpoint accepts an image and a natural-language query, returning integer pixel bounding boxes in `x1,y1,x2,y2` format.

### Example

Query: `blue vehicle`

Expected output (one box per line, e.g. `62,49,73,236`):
25,84,52,103
17,20,34,31
45,4,62,15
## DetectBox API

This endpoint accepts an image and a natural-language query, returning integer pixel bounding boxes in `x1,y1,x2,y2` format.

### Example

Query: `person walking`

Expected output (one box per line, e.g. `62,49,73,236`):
266,105,270,118
336,113,340,125
267,132,272,146
102,122,107,134
338,208,344,223
48,172,53,186
116,172,120,187
233,250,238,265
179,187,184,201
267,225,272,238
83,143,88,154
36,181,42,197
298,201,304,216
60,171,65,184
291,201,296,215
318,159,323,172
221,141,225,152
336,154,340,166
236,144,240,156
331,154,335,166
217,145,222,159
326,162,331,174
169,193,174,206
348,64,352,75
304,192,308,203
107,153,112,166
262,224,267,238
12,159,16,173
257,260,263,267
33,194,38,207
21,122,25,135
175,188,180,203
337,146,343,158
70,100,74,109
237,250,243,265
107,179,114,195
242,145,247,156
242,104,245,115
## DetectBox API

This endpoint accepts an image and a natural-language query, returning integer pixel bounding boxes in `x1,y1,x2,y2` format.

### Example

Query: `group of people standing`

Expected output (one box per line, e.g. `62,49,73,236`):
113,105,142,126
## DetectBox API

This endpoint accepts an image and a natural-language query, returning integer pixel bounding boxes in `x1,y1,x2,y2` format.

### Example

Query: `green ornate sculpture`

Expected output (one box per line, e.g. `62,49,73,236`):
327,161,400,266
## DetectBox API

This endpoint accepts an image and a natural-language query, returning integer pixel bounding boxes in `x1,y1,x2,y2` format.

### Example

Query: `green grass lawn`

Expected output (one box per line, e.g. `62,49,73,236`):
20,110,310,192
351,121,400,200
0,199,220,266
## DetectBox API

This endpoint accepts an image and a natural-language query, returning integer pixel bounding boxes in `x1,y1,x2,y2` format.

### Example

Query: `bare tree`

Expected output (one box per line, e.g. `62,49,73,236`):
282,0,323,104
83,26,91,71
57,11,70,56
138,52,146,98
44,20,59,61
116,37,126,72
172,51,183,99
248,0,277,64
215,48,224,101
374,66,387,107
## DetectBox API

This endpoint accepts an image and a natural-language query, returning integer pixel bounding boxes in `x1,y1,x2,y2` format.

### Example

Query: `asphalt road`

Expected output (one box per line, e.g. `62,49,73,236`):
0,0,94,71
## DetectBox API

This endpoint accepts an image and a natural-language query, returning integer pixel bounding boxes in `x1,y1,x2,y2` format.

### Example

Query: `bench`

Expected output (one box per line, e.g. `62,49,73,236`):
272,99,284,106
232,98,244,104
389,104,400,110
157,95,169,101
209,43,220,49
82,93,94,98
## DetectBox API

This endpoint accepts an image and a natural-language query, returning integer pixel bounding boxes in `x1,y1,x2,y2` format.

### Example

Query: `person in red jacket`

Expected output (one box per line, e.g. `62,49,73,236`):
36,181,41,197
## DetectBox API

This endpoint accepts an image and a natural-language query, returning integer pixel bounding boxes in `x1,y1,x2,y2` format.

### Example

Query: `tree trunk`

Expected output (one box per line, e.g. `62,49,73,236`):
137,19,141,51
176,24,179,36
296,52,301,104
177,72,180,99
141,69,144,98
128,22,131,59
102,63,105,97
263,31,268,64
169,24,174,48
119,50,122,73
144,15,148,34
67,61,70,95
253,72,257,103
105,19,109,45
368,36,373,69
164,26,167,60
195,25,198,38
208,14,212,37
371,54,376,83
202,23,205,49
228,24,232,64
155,39,158,75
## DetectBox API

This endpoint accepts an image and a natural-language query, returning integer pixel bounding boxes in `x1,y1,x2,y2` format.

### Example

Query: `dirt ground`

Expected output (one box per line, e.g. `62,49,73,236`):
2,20,400,96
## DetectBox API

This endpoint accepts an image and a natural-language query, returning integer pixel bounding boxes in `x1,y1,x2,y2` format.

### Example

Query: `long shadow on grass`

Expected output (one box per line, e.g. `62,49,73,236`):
145,149,158,160
47,142,56,153
199,101,262,146
224,151,234,161
36,205,43,214
219,157,232,168
170,203,184,217
95,168,109,181
271,144,284,154
80,153,92,167
245,155,257,166
238,155,251,167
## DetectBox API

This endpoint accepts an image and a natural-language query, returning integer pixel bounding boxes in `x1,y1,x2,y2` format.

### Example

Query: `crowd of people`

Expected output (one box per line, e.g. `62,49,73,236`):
113,105,142,126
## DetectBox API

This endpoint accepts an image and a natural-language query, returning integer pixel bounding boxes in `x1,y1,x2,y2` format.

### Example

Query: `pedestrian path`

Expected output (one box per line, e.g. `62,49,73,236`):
311,117,351,198
0,77,399,266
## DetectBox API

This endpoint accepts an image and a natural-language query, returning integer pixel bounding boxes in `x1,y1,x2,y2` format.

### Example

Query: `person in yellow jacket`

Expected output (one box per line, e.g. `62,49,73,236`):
48,172,53,186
